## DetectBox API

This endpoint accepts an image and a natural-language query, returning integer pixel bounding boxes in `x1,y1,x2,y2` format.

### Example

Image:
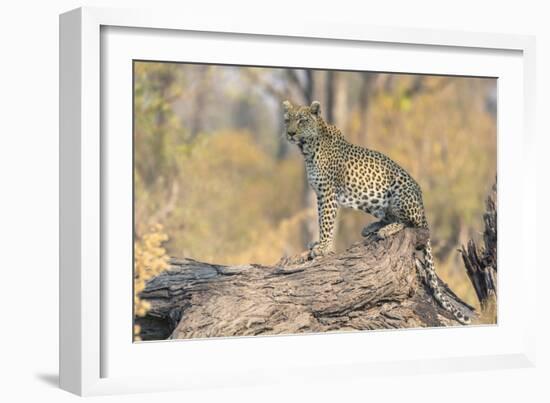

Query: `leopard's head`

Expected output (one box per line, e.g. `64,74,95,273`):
282,100,322,146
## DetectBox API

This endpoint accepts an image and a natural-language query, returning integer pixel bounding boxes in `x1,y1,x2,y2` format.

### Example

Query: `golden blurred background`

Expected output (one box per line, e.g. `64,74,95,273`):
133,61,496,320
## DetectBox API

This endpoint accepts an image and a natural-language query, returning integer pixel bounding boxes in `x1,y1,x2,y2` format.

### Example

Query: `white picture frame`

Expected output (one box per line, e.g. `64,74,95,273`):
60,6,537,396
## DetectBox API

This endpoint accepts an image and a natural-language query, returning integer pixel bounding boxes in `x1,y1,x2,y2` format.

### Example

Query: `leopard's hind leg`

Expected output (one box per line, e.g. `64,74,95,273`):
361,220,387,237
376,222,406,239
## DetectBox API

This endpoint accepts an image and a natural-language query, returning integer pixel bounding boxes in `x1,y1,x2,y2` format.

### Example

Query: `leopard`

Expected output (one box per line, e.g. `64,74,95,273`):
282,99,470,324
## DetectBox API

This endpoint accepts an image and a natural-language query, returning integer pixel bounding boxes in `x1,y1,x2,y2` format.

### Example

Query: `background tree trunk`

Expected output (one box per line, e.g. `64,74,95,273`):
137,227,475,341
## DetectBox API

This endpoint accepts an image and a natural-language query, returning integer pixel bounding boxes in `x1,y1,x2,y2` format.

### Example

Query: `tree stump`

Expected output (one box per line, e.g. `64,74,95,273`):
460,181,497,322
137,227,475,340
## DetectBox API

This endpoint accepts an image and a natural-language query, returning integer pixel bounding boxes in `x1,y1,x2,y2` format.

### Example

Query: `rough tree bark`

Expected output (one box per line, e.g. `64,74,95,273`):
137,227,475,341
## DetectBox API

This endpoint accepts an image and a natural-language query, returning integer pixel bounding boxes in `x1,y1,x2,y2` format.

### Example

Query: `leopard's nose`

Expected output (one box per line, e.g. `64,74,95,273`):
287,129,296,137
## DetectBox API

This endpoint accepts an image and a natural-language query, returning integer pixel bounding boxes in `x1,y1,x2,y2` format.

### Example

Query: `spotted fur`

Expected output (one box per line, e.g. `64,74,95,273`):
283,100,470,324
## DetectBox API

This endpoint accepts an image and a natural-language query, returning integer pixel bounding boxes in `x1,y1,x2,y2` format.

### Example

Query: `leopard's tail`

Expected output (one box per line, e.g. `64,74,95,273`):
423,239,470,324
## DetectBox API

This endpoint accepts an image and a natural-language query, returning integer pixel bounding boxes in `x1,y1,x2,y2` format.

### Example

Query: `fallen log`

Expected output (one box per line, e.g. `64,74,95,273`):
136,227,475,340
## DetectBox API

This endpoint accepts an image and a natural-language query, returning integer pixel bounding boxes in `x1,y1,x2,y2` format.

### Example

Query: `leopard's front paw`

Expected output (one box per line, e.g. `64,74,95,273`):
308,241,331,259
276,250,310,266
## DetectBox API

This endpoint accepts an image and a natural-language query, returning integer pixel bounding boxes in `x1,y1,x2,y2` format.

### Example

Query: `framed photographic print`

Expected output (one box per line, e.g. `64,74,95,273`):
60,6,537,396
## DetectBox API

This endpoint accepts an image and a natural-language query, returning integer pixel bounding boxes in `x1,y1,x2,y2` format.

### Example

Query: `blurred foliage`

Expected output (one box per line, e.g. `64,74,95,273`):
133,61,496,317
133,224,170,340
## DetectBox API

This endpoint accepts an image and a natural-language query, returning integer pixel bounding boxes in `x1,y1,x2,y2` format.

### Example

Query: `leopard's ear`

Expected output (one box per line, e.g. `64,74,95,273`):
310,100,321,116
282,100,292,112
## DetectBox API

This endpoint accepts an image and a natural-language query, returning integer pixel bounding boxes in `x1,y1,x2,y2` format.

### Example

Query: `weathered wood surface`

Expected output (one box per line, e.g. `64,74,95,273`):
137,227,475,340
460,181,497,318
